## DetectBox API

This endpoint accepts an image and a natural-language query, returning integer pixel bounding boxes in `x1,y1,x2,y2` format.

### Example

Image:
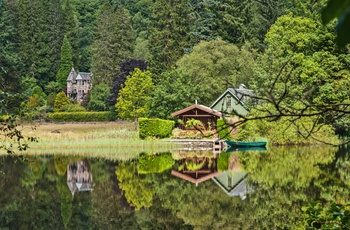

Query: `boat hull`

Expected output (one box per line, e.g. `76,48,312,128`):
225,140,267,148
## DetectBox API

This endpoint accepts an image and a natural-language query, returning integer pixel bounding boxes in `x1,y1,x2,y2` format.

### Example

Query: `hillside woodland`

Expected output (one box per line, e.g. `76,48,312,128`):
0,0,350,139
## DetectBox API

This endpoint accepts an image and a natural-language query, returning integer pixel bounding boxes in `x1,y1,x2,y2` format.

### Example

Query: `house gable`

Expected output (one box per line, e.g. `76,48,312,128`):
171,104,222,130
210,89,249,116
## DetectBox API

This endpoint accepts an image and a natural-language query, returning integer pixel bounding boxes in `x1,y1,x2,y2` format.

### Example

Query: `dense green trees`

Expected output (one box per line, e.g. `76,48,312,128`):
176,38,255,105
116,68,154,121
0,0,349,140
91,3,134,86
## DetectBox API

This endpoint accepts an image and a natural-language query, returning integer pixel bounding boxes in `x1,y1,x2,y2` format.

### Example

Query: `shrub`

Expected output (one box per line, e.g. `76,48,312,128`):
138,118,175,139
61,104,86,112
54,92,70,112
217,118,233,140
46,112,116,122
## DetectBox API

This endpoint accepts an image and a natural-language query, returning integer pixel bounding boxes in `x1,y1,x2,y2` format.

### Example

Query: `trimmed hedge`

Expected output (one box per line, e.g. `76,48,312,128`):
217,118,233,140
46,112,116,122
138,118,175,139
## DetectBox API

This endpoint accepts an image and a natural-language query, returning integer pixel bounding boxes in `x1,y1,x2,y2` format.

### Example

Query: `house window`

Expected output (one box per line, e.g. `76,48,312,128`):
227,96,232,108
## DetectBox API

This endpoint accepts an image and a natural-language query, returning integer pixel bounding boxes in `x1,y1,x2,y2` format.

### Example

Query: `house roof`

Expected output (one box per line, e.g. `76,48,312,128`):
171,170,222,186
67,67,92,82
171,104,222,117
228,87,254,104
212,171,250,198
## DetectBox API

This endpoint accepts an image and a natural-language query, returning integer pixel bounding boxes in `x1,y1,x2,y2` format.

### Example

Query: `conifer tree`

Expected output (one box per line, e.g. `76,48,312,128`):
63,0,79,66
56,36,73,89
18,0,52,88
148,0,191,77
91,3,134,86
0,0,21,94
46,0,65,81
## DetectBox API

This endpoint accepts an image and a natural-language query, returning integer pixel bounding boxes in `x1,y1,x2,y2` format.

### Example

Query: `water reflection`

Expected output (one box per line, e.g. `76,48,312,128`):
171,153,219,186
0,145,347,229
67,160,93,196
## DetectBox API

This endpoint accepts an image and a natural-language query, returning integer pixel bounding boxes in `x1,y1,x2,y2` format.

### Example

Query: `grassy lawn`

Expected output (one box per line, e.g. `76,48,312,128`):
10,121,176,160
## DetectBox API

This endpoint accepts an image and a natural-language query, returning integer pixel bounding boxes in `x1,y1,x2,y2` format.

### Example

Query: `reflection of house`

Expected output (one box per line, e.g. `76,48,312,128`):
210,84,253,117
171,103,221,130
171,157,222,186
67,160,93,196
212,171,250,199
66,67,92,102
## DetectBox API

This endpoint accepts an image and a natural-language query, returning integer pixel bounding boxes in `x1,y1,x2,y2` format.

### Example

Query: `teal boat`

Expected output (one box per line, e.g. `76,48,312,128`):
225,146,267,152
225,140,267,148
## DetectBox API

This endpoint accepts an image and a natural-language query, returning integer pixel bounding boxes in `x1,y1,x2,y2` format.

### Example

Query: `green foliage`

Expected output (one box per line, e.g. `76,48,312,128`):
304,202,350,229
239,146,335,188
60,103,86,112
46,111,116,122
54,92,70,112
46,93,56,108
217,118,233,140
217,152,231,171
116,69,154,121
87,83,110,111
56,36,73,89
148,69,193,120
54,155,71,175
138,118,175,139
237,106,338,145
176,39,255,105
137,152,174,174
27,94,41,111
322,0,350,47
148,0,191,76
116,161,154,210
32,86,47,100
185,119,204,130
91,3,134,85
56,176,73,228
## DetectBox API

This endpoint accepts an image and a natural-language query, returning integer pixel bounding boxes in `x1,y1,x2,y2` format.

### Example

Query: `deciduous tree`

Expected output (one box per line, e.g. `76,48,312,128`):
115,68,154,121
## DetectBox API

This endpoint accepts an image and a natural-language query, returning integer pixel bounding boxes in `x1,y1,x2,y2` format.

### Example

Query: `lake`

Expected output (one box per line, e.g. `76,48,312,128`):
0,145,349,229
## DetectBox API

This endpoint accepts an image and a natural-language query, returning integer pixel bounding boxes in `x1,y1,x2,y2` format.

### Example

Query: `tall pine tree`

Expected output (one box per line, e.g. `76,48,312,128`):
18,0,52,88
91,3,134,86
148,0,191,77
63,0,79,66
56,36,73,89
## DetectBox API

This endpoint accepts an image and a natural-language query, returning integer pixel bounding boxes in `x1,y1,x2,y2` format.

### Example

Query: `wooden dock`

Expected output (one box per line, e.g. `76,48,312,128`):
166,139,226,154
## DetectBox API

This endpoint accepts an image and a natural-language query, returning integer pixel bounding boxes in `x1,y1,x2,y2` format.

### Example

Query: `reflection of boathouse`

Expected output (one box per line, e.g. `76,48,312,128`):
67,160,93,195
171,156,221,186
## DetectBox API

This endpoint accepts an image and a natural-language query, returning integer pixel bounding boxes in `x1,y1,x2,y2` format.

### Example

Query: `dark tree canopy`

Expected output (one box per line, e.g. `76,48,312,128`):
109,59,148,106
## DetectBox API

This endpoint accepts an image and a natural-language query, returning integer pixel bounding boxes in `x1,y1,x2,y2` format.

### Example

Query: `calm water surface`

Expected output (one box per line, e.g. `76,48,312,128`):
0,145,349,229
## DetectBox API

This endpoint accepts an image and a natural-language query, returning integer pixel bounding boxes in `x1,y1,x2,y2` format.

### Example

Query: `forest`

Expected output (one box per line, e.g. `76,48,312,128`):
0,0,350,139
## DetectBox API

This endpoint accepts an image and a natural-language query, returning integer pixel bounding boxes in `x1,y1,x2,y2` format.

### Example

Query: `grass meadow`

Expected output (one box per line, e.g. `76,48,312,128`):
8,121,177,160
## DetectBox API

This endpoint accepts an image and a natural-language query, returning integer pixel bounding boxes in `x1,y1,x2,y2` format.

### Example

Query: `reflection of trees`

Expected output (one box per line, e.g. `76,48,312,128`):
240,146,335,188
153,172,256,229
239,146,338,228
137,152,174,174
116,161,154,210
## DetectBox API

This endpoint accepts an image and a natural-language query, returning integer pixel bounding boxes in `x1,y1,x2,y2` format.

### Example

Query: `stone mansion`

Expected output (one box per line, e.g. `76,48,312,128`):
66,67,92,102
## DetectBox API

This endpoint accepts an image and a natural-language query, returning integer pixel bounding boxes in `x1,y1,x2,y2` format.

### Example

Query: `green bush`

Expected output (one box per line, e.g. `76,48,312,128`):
137,152,174,174
46,112,116,122
217,118,233,140
138,118,175,139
